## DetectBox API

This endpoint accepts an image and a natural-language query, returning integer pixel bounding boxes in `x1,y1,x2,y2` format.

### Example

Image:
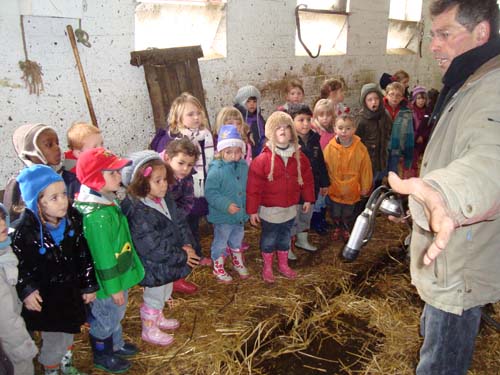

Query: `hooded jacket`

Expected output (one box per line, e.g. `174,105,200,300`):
3,124,61,221
121,195,193,287
355,84,393,173
323,135,373,205
233,86,266,158
74,186,144,299
11,165,98,333
11,206,98,333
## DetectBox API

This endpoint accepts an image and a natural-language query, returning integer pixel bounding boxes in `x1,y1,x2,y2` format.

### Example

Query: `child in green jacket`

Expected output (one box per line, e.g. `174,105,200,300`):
75,148,145,374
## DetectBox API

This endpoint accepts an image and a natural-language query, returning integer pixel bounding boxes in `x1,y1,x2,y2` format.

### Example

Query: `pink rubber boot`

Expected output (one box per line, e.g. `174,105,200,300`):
157,310,180,331
140,304,174,346
261,252,275,283
276,250,297,279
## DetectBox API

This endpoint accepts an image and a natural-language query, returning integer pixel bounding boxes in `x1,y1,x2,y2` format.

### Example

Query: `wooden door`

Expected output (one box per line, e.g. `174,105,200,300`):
130,46,208,130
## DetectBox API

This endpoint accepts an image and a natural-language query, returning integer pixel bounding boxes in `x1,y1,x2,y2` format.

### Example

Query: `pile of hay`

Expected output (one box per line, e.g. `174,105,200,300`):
63,218,499,374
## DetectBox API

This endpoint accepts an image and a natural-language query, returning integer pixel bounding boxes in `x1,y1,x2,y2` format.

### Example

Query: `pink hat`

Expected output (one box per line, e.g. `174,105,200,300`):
76,147,131,191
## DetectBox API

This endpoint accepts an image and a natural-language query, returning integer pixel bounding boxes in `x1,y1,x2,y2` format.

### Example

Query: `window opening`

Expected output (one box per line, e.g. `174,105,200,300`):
295,1,350,57
135,0,227,59
386,0,423,55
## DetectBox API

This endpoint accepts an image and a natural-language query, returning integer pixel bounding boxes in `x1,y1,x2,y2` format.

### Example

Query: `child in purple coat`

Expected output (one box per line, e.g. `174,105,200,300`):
408,86,432,177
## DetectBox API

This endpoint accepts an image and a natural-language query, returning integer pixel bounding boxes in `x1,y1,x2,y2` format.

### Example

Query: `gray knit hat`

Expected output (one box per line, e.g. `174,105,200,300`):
233,85,261,108
360,83,383,106
12,123,57,166
121,150,162,187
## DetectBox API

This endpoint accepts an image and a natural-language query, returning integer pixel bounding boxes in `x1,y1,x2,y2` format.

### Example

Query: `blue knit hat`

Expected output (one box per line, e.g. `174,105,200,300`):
17,164,64,217
17,165,65,255
217,125,246,153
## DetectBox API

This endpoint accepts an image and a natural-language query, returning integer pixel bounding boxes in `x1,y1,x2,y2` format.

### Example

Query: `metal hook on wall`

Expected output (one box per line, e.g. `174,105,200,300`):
295,4,321,58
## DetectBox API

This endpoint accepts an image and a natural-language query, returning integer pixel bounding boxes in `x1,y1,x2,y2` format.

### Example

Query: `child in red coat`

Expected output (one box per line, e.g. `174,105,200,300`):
246,111,315,283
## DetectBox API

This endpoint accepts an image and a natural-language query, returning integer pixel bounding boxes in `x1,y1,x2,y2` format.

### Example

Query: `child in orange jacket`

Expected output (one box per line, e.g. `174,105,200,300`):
323,113,373,242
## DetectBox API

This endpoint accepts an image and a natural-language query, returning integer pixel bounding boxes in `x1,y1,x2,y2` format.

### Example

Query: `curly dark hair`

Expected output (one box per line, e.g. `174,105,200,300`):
127,159,175,199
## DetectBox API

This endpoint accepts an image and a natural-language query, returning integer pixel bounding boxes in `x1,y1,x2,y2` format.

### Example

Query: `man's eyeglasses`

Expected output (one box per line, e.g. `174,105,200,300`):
427,25,471,42
427,29,451,42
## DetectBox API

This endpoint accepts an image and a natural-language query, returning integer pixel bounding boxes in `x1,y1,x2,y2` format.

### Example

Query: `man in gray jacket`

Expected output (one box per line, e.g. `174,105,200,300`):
389,0,500,374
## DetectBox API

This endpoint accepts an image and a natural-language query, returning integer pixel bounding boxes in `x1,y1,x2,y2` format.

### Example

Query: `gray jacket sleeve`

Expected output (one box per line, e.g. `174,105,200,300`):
0,269,38,364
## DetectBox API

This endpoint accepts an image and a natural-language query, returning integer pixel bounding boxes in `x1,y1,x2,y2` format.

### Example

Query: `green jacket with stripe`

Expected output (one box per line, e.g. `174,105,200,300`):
75,199,144,299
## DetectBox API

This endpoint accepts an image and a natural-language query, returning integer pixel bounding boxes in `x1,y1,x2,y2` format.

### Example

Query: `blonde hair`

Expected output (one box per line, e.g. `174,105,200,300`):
264,111,303,185
313,99,335,132
214,107,251,144
168,92,208,133
66,122,101,150
335,113,357,128
386,82,405,95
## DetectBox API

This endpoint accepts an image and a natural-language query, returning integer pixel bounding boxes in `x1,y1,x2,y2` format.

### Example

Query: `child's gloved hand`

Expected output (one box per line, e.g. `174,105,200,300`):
227,203,240,214
24,290,43,311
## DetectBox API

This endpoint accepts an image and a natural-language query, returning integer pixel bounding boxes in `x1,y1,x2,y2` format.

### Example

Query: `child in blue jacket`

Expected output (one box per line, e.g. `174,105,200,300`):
205,125,249,283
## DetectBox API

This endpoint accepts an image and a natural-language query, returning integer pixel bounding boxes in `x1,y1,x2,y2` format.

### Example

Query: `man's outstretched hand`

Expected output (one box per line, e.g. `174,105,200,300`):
388,172,456,265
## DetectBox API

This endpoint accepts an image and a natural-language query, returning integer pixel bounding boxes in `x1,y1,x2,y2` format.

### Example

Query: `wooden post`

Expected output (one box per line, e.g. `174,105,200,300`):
66,24,98,127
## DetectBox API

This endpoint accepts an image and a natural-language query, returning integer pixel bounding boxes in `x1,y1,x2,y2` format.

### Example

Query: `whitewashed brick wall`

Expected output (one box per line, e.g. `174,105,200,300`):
0,0,441,186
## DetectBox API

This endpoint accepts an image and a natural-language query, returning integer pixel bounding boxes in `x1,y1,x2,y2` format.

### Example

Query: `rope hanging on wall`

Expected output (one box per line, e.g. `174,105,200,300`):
19,15,44,96
75,19,91,48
